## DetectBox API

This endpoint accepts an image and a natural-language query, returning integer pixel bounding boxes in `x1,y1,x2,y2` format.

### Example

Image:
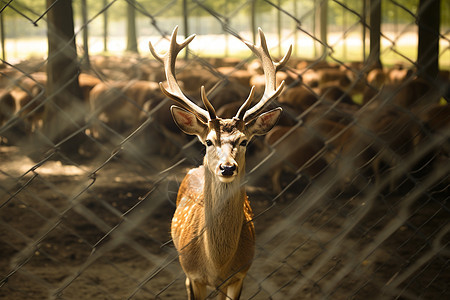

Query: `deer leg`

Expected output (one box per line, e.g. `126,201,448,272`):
372,156,381,189
224,278,244,300
271,167,283,194
186,277,206,300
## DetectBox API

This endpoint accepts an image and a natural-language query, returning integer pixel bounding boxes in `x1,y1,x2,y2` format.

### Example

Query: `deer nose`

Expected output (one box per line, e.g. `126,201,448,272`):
219,163,237,177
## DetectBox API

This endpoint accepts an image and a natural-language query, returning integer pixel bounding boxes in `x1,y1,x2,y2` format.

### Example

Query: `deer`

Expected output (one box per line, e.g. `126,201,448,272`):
149,26,291,299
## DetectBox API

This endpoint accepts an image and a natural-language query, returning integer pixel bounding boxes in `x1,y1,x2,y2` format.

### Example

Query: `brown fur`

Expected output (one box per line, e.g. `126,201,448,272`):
151,27,289,299
173,166,255,290
88,80,162,141
264,125,328,193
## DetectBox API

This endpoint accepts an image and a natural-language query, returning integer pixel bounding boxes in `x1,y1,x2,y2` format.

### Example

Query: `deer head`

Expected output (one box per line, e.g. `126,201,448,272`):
149,26,292,183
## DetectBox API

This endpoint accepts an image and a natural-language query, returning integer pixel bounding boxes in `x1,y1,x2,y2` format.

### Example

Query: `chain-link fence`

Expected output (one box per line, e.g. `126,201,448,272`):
1,0,449,299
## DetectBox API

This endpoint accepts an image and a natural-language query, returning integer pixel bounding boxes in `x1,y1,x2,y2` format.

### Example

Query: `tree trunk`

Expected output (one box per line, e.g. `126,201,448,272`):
362,0,367,61
250,0,256,45
293,0,298,57
417,0,440,80
315,0,328,57
103,0,108,52
0,13,5,61
126,0,138,53
81,0,90,66
45,0,85,156
183,0,189,59
277,0,282,57
367,0,382,69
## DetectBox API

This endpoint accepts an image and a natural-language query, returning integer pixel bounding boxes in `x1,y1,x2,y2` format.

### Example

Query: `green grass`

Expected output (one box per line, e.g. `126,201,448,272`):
4,36,449,70
197,42,449,70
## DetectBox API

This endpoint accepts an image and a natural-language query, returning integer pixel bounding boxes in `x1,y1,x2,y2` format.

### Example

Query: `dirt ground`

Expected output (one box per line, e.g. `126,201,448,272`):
0,145,449,300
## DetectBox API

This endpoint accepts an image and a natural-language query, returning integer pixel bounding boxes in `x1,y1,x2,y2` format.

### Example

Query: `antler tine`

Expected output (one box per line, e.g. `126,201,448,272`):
149,26,211,122
235,86,255,120
275,43,293,72
241,28,291,122
201,86,216,120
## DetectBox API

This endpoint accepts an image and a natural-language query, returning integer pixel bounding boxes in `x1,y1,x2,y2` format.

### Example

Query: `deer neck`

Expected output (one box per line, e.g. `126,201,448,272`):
203,166,246,267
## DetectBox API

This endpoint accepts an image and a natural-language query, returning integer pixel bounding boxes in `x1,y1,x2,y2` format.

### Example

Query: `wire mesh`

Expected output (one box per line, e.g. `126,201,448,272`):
0,0,449,299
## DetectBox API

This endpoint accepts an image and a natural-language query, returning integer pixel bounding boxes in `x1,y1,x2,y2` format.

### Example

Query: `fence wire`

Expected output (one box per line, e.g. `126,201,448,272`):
0,0,449,299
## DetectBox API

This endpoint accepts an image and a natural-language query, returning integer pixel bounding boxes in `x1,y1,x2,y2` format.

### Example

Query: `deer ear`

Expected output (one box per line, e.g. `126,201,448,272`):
171,105,208,136
245,107,282,137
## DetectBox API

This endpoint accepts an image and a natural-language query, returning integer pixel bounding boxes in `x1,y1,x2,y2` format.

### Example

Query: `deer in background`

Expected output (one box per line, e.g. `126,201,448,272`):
149,27,291,299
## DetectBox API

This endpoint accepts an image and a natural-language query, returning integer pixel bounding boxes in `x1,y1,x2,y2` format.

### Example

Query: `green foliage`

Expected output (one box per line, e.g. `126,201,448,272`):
383,0,418,24
2,0,448,38
442,0,450,27
3,0,447,26
328,0,363,26
0,0,46,18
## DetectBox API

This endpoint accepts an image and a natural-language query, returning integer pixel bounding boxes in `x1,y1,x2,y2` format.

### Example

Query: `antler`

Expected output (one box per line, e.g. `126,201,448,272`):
149,26,216,123
236,28,292,122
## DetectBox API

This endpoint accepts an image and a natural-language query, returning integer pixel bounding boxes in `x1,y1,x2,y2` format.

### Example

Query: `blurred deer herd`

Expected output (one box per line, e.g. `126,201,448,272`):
0,53,449,194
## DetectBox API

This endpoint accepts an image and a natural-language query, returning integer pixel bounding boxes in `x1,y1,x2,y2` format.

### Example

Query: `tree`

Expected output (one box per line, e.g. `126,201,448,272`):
0,12,5,60
126,0,138,53
417,0,440,80
367,0,382,69
45,0,86,156
315,0,328,57
103,0,108,52
81,0,90,66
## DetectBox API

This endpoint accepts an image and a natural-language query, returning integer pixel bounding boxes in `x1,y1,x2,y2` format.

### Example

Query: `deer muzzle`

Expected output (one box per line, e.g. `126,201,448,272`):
217,162,238,183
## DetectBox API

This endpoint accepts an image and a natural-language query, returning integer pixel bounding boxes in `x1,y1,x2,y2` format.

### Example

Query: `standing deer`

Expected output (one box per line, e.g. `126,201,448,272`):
149,27,291,299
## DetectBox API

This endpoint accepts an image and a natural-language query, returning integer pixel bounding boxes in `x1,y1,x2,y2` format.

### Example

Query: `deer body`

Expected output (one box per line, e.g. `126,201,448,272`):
172,165,255,294
150,27,291,299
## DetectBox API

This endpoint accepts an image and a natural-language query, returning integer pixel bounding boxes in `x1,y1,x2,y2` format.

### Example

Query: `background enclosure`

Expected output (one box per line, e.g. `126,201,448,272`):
0,0,449,299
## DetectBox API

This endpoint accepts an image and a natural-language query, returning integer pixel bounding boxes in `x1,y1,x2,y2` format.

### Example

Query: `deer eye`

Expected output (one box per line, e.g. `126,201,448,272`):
206,140,213,147
240,140,248,147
